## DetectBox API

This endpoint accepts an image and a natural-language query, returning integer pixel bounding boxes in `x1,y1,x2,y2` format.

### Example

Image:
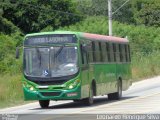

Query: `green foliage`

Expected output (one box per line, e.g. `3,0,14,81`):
0,16,20,34
132,0,160,27
76,0,160,27
132,51,160,80
0,33,23,74
112,0,134,24
76,0,134,23
59,16,107,34
77,0,107,16
0,33,23,108
0,74,25,108
1,0,82,33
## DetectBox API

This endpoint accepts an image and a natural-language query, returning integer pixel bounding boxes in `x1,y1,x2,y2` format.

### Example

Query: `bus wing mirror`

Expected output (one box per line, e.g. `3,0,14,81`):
16,47,20,59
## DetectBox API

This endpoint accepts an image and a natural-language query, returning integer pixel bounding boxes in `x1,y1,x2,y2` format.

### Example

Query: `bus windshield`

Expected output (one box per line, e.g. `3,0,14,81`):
24,46,78,78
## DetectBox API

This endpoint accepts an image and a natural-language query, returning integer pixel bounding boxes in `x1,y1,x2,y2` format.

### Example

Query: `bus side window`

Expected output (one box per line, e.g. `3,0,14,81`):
92,41,96,62
99,42,103,62
95,42,100,62
109,43,114,62
116,44,120,62
113,43,117,62
119,44,123,62
122,44,126,62
102,42,106,62
80,44,88,65
106,42,110,62
125,44,128,62
80,44,85,64
88,43,93,63
128,45,131,62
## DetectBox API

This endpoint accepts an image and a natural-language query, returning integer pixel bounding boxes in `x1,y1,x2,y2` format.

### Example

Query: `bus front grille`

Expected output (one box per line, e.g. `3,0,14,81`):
34,80,66,85
40,92,61,97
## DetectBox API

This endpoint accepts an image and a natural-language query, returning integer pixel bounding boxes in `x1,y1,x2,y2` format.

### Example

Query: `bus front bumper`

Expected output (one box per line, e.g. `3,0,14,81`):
23,86,81,100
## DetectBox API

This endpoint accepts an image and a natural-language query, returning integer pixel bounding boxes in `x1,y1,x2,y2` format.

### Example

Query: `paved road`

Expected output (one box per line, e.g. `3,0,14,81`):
0,76,160,119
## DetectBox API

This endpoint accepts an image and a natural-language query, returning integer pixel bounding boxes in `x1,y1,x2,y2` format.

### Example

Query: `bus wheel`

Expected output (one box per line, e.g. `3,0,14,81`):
84,86,94,105
108,80,122,100
39,100,50,108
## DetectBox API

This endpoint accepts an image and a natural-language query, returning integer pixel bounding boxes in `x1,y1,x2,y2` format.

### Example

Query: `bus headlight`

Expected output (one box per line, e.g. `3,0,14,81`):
29,87,34,91
69,85,74,89
68,79,80,89
23,81,35,91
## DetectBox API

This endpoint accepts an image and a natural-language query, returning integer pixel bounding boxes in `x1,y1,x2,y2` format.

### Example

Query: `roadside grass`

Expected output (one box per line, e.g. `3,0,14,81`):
132,51,160,81
0,74,27,108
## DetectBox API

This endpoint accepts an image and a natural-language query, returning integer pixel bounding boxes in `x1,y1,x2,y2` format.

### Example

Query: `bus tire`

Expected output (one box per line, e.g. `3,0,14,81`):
108,80,122,100
39,100,50,108
84,85,94,106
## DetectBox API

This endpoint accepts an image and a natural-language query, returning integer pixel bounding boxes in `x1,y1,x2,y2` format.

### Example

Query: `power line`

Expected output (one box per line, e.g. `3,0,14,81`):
112,0,131,15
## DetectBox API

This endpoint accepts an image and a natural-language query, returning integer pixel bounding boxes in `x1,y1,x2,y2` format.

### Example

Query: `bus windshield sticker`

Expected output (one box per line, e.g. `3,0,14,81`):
43,70,49,76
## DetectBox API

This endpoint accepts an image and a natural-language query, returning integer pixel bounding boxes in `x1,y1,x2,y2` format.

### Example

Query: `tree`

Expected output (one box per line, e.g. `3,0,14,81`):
132,0,160,27
112,0,134,24
1,0,82,33
76,0,134,23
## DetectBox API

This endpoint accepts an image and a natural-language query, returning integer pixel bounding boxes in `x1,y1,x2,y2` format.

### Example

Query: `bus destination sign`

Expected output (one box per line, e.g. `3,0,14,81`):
24,34,76,46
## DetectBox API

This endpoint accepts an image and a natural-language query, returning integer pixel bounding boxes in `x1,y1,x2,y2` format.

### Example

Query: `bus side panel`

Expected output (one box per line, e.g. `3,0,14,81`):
94,63,117,96
116,63,132,91
80,67,90,99
123,64,132,90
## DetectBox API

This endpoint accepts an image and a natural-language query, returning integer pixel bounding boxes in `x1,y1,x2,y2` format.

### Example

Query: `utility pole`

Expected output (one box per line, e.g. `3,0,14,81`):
108,0,112,36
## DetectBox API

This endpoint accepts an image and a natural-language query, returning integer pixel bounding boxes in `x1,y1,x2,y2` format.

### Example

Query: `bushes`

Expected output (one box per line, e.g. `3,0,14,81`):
1,0,82,33
132,0,160,27
0,33,22,74
0,33,23,108
0,74,24,108
0,16,20,34
132,51,160,80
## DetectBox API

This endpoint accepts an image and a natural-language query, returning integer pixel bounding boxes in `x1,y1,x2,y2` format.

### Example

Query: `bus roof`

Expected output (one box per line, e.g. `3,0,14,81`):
25,31,128,43
81,33,128,43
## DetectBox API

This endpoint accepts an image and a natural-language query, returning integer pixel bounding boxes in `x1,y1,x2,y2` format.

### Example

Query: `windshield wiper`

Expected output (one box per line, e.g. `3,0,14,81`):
36,48,41,66
54,45,65,58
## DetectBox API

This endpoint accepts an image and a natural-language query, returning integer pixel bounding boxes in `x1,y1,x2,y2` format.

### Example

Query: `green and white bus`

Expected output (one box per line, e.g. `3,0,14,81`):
20,31,132,108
